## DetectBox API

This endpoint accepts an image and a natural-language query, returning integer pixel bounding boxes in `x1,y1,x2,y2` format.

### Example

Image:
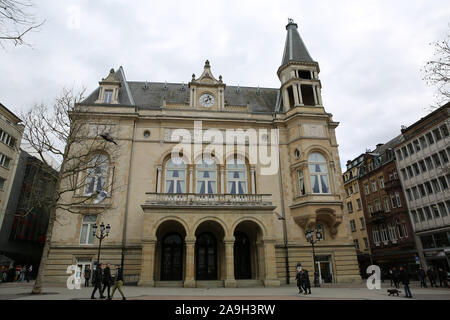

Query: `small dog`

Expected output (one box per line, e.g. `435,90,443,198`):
387,289,401,296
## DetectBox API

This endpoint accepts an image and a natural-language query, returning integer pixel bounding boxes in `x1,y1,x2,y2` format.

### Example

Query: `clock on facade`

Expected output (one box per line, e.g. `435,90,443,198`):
199,93,215,107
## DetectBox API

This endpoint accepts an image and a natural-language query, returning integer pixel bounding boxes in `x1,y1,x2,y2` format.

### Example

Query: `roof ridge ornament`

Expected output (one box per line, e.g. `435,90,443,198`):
204,60,210,69
288,18,294,24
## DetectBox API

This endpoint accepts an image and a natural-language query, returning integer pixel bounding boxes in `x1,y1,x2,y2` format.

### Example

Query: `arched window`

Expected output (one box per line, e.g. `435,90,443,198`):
226,158,247,194
196,159,217,194
308,153,330,194
84,154,109,196
165,158,186,193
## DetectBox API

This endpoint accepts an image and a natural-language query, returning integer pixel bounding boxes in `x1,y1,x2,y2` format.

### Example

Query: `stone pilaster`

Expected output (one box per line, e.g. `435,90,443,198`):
184,236,196,288
224,237,237,288
262,237,280,287
138,238,156,286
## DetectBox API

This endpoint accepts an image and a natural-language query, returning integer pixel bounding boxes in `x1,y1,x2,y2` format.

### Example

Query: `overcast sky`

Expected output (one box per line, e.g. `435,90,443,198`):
0,0,449,169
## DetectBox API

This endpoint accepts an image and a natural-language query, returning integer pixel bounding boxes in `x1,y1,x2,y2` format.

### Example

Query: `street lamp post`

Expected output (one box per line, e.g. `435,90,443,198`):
93,222,111,263
305,225,323,288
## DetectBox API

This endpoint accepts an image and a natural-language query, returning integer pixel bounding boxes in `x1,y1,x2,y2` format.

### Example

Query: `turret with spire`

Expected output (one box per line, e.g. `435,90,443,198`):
278,19,322,112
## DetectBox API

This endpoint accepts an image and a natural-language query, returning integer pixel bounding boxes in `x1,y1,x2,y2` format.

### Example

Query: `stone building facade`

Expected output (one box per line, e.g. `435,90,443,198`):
0,103,24,236
43,20,361,286
395,103,450,272
358,138,417,275
343,154,372,276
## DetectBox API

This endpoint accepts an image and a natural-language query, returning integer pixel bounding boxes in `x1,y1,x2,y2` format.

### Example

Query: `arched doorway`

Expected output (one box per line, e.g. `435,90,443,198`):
234,231,251,279
161,233,183,280
196,232,218,280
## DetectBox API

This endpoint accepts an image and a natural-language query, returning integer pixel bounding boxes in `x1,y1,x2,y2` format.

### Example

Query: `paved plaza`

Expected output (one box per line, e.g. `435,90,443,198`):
0,281,449,300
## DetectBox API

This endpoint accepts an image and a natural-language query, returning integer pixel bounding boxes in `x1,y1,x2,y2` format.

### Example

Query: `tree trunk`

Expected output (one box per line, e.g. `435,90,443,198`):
31,205,56,294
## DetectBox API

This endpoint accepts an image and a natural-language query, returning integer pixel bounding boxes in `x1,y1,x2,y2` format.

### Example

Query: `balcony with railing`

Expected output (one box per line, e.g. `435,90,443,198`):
141,193,275,210
384,178,401,190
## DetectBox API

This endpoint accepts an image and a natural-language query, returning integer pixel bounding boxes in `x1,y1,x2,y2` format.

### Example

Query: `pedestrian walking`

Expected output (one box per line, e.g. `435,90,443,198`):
300,269,311,295
295,268,303,294
84,265,91,287
417,267,427,288
19,265,26,282
101,263,112,299
392,267,400,289
25,265,32,282
0,265,5,282
90,263,105,299
438,268,449,288
400,266,413,298
427,267,437,287
110,265,126,300
388,268,394,287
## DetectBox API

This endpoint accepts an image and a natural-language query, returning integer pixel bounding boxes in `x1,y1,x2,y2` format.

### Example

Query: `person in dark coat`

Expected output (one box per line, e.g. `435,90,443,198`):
417,267,427,288
392,267,400,289
400,266,412,298
110,265,126,300
295,270,303,294
101,263,112,299
90,263,105,299
437,268,449,288
84,265,91,287
300,269,312,295
427,267,437,287
388,268,394,287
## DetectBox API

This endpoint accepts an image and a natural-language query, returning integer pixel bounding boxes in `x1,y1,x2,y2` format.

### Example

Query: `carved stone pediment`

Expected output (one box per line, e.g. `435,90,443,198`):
189,60,225,88
99,68,121,86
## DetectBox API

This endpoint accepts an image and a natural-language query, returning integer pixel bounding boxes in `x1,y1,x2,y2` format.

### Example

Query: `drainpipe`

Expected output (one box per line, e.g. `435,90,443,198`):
121,117,137,278
274,113,290,285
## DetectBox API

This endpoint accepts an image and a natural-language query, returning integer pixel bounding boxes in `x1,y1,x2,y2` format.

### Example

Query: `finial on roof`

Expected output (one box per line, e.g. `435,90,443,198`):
219,75,222,83
288,18,294,24
110,68,115,74
192,73,195,81
204,60,210,68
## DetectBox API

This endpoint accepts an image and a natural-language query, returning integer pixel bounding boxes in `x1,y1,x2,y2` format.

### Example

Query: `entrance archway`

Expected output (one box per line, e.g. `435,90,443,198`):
196,232,217,280
234,231,251,279
194,219,226,281
233,219,264,280
161,233,183,280
155,219,187,281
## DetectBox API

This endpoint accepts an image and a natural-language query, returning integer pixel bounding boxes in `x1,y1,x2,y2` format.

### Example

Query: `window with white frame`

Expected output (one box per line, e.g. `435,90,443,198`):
354,239,360,251
298,171,305,196
350,220,356,232
379,176,385,189
356,198,362,210
360,217,365,229
363,237,369,249
308,153,330,194
375,199,382,212
396,219,404,238
390,194,397,209
347,201,354,213
384,197,390,212
354,183,359,193
368,205,374,216
364,183,370,195
84,154,109,196
165,158,186,193
0,153,11,169
402,221,408,238
371,180,377,192
373,226,380,245
104,89,113,103
388,222,397,241
395,192,402,207
227,158,247,194
196,159,217,194
380,224,389,243
79,215,97,245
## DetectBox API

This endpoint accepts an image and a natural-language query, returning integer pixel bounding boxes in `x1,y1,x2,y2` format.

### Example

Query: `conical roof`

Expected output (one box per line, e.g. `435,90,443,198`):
280,20,315,68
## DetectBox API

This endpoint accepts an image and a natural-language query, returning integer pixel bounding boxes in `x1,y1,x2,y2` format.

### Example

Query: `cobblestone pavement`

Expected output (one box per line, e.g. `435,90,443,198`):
0,281,449,300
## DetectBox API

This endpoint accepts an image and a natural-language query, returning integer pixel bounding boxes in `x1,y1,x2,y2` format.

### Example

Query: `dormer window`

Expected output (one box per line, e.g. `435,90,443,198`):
104,90,113,103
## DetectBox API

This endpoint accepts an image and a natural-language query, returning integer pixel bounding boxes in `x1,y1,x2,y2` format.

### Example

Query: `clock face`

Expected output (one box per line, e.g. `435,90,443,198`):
199,93,215,107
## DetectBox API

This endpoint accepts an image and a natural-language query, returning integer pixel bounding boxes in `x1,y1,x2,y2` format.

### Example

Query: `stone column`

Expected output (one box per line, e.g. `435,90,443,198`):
297,84,304,105
184,236,196,288
138,238,156,286
189,166,194,193
224,236,237,287
316,86,323,106
220,165,225,194
262,237,281,287
312,85,318,106
250,168,256,194
156,166,162,193
282,88,290,111
292,84,300,106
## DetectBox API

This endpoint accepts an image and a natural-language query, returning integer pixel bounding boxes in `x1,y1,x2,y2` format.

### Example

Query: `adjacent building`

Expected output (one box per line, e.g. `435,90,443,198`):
395,103,450,271
358,138,418,274
0,103,24,234
343,154,372,276
0,144,58,267
43,20,361,286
